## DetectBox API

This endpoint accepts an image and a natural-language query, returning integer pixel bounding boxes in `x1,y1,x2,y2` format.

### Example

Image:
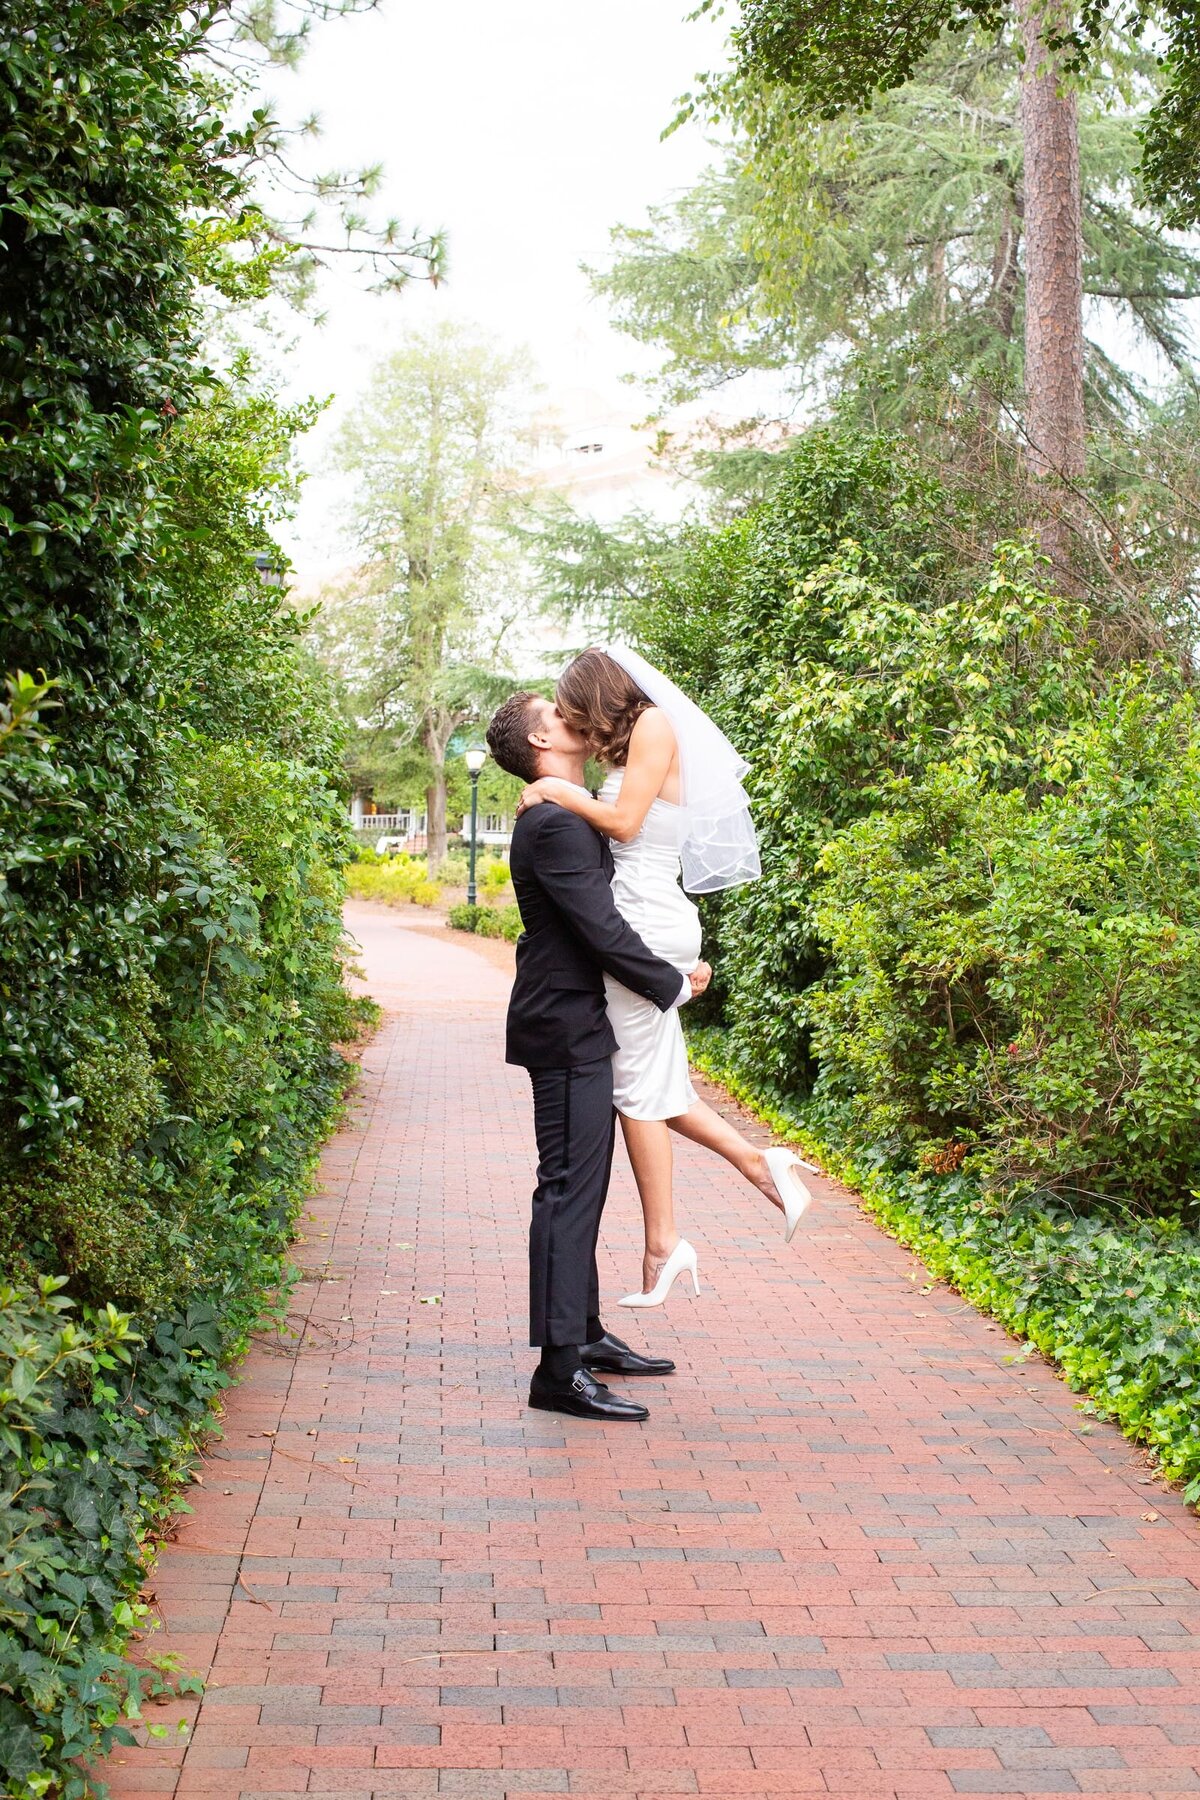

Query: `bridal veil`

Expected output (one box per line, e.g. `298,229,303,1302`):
604,642,761,894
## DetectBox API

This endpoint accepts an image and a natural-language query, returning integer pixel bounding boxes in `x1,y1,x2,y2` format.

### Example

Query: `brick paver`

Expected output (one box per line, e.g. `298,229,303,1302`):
98,899,1200,1800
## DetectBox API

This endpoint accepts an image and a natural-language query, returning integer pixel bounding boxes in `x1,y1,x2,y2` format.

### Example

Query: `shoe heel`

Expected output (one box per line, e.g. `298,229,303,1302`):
683,1244,700,1295
618,1238,699,1308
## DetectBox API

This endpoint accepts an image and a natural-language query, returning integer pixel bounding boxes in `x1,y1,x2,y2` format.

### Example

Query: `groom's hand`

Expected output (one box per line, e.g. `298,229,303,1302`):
689,961,712,997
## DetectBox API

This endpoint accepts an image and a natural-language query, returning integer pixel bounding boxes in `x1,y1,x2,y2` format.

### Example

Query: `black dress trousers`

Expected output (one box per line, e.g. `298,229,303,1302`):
527,1057,616,1348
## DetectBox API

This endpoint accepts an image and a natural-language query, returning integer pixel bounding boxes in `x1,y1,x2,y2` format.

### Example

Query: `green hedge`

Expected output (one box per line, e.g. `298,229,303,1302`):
810,686,1200,1210
0,5,363,1793
644,427,1200,1202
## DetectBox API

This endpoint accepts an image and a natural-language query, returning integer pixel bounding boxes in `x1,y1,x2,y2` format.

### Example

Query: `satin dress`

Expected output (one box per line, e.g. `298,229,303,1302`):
600,769,701,1120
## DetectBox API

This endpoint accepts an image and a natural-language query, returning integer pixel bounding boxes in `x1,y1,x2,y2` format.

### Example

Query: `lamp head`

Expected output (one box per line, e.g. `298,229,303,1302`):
464,745,487,777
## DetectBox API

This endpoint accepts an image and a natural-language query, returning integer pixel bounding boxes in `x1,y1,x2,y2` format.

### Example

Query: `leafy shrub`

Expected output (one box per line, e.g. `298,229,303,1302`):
644,430,959,1090
438,848,472,882
448,901,523,942
346,852,441,907
480,856,512,897
643,427,1192,1198
0,1280,216,1795
811,680,1200,1211
437,849,510,891
486,904,523,942
7,982,177,1313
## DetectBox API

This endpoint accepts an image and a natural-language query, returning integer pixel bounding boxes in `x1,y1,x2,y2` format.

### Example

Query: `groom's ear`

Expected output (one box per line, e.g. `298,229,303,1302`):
525,704,552,752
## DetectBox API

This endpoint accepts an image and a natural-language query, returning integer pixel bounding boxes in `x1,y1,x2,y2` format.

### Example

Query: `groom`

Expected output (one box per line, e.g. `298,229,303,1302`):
486,691,710,1421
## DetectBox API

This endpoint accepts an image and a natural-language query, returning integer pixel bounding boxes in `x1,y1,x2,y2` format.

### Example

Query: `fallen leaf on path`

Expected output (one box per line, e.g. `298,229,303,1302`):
400,1650,507,1663
1083,1582,1185,1601
237,1572,271,1610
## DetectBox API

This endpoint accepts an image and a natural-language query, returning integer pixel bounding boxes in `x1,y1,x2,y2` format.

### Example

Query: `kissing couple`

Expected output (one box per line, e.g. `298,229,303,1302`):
485,646,814,1424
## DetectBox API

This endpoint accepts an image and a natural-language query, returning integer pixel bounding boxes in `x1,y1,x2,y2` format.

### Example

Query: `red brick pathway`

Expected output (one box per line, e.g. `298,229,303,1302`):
99,900,1200,1800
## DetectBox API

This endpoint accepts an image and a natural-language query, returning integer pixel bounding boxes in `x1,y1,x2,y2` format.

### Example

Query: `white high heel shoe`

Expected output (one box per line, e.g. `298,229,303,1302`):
764,1147,813,1243
618,1238,700,1308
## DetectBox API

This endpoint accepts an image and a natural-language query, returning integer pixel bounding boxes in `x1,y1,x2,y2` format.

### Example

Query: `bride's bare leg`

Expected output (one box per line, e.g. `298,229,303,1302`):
618,1113,679,1291
667,1098,802,1214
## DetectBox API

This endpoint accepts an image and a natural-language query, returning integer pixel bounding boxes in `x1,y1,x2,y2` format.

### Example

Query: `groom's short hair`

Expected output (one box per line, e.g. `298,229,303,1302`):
486,692,543,784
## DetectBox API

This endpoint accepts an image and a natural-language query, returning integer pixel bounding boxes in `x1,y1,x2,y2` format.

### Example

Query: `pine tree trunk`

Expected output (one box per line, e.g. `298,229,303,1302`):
989,186,1021,345
424,728,448,874
1018,0,1086,581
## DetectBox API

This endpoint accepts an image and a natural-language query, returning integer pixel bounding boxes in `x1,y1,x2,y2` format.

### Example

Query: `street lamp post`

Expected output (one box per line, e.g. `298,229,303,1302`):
465,746,487,907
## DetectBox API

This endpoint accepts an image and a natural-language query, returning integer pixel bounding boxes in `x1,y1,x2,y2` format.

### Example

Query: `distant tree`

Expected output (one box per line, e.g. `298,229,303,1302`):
322,321,530,870
728,0,1200,579
513,428,800,651
512,496,684,646
597,35,1200,427
195,0,446,305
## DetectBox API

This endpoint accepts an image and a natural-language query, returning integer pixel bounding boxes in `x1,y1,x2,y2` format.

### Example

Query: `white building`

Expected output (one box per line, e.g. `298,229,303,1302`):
522,385,692,524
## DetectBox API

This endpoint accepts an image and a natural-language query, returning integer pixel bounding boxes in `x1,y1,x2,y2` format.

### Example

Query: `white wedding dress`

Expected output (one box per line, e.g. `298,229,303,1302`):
600,768,701,1120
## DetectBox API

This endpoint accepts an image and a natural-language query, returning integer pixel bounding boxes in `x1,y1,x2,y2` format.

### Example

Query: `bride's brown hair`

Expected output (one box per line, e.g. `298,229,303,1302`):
556,648,652,768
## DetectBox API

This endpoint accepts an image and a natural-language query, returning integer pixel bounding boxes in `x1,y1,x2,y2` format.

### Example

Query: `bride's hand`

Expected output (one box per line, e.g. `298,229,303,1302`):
516,777,566,816
688,961,712,998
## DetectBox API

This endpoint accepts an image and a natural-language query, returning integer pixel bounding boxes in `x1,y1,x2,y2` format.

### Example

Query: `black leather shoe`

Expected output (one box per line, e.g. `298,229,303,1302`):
528,1365,649,1421
581,1331,676,1377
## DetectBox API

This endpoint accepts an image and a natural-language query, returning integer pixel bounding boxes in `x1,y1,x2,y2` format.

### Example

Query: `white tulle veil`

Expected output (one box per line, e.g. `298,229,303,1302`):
604,643,761,894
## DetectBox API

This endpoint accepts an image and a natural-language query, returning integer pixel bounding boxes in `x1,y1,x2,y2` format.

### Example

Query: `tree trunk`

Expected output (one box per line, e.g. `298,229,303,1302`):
424,726,448,874
931,239,947,326
989,185,1021,345
1018,0,1086,582
970,186,1022,444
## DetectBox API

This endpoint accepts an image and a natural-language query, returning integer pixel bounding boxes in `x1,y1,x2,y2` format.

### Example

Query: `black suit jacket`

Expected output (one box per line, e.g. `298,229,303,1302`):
505,804,685,1069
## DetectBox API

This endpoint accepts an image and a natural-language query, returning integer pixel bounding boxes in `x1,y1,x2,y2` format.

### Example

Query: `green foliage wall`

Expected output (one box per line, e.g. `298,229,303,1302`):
812,690,1200,1209
0,5,360,1793
648,425,1198,1214
644,427,962,1088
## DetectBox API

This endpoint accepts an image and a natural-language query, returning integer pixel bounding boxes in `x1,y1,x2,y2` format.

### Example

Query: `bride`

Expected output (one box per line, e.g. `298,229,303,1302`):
516,644,814,1305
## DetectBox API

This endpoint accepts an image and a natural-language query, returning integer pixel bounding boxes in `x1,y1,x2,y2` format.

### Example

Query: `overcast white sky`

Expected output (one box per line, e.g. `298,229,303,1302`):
264,1,732,576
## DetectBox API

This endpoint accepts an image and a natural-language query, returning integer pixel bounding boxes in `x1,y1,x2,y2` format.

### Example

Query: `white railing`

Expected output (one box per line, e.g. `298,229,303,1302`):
460,813,513,849
353,812,423,832
350,806,512,850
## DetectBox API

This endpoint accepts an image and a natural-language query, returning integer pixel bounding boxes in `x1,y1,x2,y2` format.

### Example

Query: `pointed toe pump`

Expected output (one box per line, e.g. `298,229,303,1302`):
764,1147,813,1243
618,1238,700,1308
